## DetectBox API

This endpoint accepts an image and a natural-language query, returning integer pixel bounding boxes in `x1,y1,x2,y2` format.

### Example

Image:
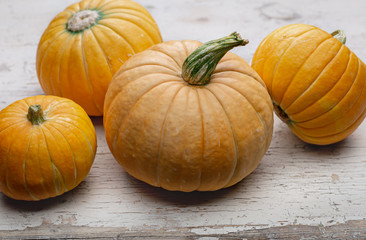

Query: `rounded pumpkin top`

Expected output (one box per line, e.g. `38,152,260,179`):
36,0,162,116
104,34,273,191
0,95,97,200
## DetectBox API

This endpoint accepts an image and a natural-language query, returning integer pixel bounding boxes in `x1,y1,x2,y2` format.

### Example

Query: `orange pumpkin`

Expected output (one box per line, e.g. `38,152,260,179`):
252,24,366,145
0,95,97,201
104,33,273,191
36,0,162,116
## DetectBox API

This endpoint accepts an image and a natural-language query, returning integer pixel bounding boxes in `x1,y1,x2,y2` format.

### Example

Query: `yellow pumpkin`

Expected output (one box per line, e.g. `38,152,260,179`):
36,0,162,116
0,95,97,201
104,33,273,191
252,24,366,145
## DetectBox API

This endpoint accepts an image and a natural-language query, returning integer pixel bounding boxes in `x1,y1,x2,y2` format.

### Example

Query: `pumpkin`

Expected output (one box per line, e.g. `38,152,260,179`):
0,95,97,201
104,33,273,192
252,24,366,145
36,0,162,116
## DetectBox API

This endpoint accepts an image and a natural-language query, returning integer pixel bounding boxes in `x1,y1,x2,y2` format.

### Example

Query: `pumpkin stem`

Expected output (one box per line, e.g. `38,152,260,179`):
331,30,346,44
182,32,249,86
67,10,100,33
27,105,45,125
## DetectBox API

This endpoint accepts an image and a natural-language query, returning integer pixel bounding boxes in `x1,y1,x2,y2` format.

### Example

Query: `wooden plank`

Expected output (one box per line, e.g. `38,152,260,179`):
1,220,366,239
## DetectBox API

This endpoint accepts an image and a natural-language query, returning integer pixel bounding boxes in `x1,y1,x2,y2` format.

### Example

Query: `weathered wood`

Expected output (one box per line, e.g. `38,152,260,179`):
1,0,366,238
1,220,366,239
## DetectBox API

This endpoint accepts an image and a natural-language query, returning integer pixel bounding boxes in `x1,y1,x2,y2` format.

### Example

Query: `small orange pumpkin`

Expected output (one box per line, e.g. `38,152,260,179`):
0,95,97,201
104,33,273,191
252,24,366,145
36,0,162,116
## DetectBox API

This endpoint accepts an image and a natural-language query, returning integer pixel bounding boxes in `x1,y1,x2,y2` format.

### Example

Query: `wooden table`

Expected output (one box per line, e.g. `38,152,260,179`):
1,0,366,239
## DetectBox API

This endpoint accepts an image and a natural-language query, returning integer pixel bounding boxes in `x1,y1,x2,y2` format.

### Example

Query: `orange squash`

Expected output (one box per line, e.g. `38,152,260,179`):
252,24,366,145
104,33,273,191
36,0,162,116
0,95,97,201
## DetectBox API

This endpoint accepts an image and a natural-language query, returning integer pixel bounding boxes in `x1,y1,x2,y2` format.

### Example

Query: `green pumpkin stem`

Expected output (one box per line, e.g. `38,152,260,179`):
27,105,45,125
331,30,346,44
182,32,249,86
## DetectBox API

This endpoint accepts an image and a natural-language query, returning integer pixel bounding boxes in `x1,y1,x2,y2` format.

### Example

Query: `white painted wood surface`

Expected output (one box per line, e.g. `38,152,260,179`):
1,0,366,238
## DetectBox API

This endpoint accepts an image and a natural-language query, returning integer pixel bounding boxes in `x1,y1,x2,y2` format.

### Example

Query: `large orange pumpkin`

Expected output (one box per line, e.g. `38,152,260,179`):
252,24,366,145
36,0,162,116
104,33,273,191
0,95,97,201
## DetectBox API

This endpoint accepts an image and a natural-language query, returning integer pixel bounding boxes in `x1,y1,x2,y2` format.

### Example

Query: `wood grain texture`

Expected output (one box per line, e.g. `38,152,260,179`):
1,0,366,238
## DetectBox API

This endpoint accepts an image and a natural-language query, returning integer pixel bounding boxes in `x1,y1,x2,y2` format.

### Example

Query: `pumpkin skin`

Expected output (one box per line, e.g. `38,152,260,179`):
104,35,273,192
0,95,97,201
36,0,162,116
252,24,366,145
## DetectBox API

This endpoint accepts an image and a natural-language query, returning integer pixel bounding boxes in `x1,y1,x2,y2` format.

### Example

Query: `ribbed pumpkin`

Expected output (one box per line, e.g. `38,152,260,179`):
252,24,366,145
0,95,97,201
36,0,162,116
104,33,273,191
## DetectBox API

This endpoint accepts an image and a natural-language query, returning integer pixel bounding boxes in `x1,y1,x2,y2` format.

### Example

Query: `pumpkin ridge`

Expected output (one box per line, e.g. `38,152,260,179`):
34,132,49,198
40,126,66,196
111,82,183,152
295,59,366,133
105,78,180,121
292,104,366,142
101,7,155,21
85,0,94,10
44,124,77,187
1,110,28,117
23,128,40,200
204,87,238,189
32,127,54,199
212,69,266,89
0,123,27,198
65,2,81,13
269,28,322,102
38,32,70,93
121,60,182,75
195,88,204,191
295,55,361,126
96,22,136,55
0,121,24,136
103,15,155,44
42,100,71,114
98,0,153,19
49,112,95,134
291,47,352,123
251,26,287,80
213,82,269,148
282,38,342,111
89,0,108,10
263,28,315,96
89,26,113,74
108,74,182,111
57,36,78,102
154,85,186,187
103,10,160,38
46,23,71,33
180,40,191,60
148,48,182,71
276,35,333,107
56,35,73,97
80,32,103,113
46,120,94,188
21,97,34,110
49,119,95,160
